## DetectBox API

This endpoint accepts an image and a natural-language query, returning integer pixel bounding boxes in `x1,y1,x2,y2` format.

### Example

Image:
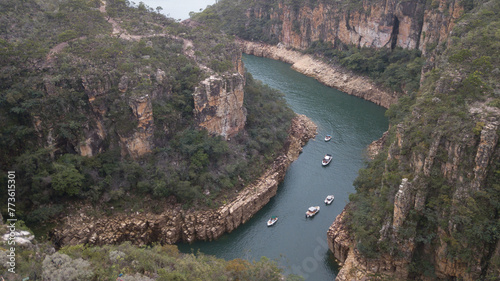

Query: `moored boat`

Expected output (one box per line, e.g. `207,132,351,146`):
324,135,332,142
324,195,334,205
267,216,278,226
322,154,332,166
305,206,320,218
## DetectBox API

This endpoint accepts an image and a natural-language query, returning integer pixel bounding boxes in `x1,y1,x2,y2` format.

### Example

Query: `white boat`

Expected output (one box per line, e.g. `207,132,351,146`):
267,216,278,226
322,154,332,166
305,206,320,218
324,135,332,142
325,195,334,205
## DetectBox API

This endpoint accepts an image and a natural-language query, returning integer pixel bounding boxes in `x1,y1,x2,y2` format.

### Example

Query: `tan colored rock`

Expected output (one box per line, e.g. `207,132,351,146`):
193,73,247,139
247,0,463,53
118,95,154,159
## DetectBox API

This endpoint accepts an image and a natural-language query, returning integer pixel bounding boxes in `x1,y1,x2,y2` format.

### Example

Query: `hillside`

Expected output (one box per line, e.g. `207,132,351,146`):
194,0,500,279
0,0,298,229
0,0,314,279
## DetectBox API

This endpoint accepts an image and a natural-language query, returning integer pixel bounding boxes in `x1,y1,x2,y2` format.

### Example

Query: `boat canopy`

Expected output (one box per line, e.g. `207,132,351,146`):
308,207,317,212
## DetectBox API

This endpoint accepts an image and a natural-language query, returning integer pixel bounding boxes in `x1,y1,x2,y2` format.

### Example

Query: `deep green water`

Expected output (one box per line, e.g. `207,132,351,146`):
178,55,389,280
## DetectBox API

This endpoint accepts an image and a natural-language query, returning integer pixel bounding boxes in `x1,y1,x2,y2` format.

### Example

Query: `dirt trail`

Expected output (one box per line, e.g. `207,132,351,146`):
45,1,211,72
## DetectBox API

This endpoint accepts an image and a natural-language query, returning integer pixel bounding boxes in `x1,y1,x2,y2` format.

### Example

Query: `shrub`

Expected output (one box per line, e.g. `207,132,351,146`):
51,163,85,196
42,253,93,281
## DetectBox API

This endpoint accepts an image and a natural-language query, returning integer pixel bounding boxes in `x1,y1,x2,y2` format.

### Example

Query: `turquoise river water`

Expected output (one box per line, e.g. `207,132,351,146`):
178,54,389,280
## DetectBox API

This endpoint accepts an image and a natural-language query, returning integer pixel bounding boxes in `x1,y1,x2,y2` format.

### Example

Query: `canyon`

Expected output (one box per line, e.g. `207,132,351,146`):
222,0,499,279
244,0,463,56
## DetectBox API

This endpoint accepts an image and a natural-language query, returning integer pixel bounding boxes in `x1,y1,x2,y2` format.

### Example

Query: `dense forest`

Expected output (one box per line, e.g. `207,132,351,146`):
0,0,303,279
0,0,294,228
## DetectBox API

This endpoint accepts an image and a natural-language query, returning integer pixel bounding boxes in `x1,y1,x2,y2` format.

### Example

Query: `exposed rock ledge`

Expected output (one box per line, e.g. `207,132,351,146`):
51,114,317,247
328,205,410,280
238,39,398,109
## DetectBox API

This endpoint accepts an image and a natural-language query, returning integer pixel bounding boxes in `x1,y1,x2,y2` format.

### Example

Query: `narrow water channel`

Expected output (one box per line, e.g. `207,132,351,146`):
178,55,389,280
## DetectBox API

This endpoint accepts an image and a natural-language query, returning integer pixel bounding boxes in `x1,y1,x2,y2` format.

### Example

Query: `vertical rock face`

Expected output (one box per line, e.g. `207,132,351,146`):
328,109,500,280
392,178,412,229
118,95,154,159
193,73,247,139
79,75,156,160
246,0,463,53
34,47,248,159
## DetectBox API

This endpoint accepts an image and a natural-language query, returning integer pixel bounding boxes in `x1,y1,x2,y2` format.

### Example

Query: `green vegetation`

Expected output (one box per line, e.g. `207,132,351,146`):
306,41,424,94
0,241,303,280
0,0,295,231
193,0,423,94
344,0,500,276
190,0,281,44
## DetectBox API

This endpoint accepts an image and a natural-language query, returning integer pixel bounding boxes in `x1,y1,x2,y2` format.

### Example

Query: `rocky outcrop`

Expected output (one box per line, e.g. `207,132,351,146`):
328,106,500,280
32,1,248,159
118,95,154,158
327,207,351,266
193,73,247,139
245,0,463,54
51,114,317,247
240,40,397,108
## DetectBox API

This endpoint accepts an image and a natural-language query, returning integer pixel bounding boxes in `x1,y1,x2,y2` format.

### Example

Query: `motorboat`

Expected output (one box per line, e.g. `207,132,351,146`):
267,216,278,226
322,154,332,166
305,206,320,218
324,135,332,142
325,195,334,205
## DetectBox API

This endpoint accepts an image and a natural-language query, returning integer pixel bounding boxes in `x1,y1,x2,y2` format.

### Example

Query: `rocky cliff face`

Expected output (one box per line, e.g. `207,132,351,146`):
245,0,463,54
329,110,499,280
51,115,317,246
35,40,246,159
240,40,397,108
193,73,247,139
322,0,500,279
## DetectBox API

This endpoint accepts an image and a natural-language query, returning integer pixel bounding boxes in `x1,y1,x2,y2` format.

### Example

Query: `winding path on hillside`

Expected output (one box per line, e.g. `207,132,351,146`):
46,0,203,69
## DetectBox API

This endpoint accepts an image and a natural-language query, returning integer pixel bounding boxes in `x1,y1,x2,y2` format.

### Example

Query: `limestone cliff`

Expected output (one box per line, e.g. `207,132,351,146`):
193,73,247,139
51,115,317,246
326,0,500,279
241,0,463,55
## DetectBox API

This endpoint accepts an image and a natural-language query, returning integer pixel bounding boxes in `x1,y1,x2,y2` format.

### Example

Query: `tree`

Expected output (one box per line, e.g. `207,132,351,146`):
51,163,85,196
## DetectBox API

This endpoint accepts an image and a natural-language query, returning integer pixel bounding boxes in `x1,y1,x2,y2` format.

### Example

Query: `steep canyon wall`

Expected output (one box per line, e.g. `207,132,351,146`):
231,0,500,280
245,0,463,55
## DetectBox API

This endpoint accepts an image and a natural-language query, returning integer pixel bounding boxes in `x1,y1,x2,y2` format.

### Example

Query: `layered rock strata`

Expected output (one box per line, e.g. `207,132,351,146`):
51,114,317,247
193,73,247,139
245,0,463,55
239,39,397,108
328,109,500,280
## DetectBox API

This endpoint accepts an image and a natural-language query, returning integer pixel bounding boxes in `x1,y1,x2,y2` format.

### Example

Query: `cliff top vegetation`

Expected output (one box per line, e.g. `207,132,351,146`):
0,241,303,280
346,0,499,278
0,0,295,234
